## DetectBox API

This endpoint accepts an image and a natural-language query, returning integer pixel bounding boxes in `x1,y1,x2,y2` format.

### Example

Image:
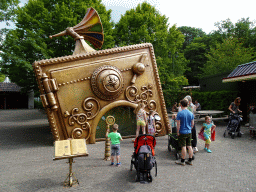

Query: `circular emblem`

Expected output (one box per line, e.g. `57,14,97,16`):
91,66,124,100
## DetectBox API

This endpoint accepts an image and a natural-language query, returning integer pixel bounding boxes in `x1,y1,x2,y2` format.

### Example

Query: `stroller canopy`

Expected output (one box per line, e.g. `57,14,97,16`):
134,134,156,156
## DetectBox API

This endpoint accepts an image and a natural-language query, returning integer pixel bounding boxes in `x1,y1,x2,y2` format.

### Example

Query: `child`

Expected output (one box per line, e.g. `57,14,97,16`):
106,124,123,166
147,110,156,135
201,116,216,153
170,114,177,133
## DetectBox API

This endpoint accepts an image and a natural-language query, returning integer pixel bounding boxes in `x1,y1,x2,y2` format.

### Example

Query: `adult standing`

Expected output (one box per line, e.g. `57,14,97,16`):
175,99,194,165
184,95,198,153
195,100,201,111
172,102,178,112
228,97,242,134
228,97,242,114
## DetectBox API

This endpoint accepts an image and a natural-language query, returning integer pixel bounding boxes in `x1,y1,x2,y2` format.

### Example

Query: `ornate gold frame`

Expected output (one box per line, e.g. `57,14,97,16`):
33,43,171,144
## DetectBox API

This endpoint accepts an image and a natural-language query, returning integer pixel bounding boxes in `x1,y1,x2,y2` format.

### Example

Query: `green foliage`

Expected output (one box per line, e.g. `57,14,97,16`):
114,2,188,90
0,73,5,82
0,0,19,23
163,90,239,114
192,91,239,114
114,2,169,58
163,89,191,110
200,37,255,77
0,0,114,92
34,99,43,109
178,26,206,49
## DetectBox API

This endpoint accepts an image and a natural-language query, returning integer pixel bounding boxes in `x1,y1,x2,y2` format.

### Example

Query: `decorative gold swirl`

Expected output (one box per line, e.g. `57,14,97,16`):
155,121,162,133
148,100,157,110
67,108,87,126
82,97,100,119
125,84,154,109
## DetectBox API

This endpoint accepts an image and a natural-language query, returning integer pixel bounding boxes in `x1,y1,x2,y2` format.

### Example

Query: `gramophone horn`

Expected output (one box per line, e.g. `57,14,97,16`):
49,7,104,50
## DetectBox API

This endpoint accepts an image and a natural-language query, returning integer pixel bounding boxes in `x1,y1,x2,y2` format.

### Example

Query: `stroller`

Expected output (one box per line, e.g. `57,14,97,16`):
168,127,195,160
168,127,180,159
130,134,157,183
224,113,243,139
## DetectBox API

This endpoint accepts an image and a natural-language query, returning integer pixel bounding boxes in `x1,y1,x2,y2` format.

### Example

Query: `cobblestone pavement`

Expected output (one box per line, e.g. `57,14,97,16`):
0,110,255,192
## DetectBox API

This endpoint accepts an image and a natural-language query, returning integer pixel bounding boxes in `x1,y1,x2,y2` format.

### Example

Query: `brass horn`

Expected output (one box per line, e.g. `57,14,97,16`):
49,7,104,55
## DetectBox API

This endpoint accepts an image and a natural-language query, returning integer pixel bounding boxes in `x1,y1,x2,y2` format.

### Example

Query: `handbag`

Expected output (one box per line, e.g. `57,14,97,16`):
198,127,205,140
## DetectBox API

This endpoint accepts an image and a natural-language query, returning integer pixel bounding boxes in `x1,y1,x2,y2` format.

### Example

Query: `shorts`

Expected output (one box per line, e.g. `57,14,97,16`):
178,133,192,147
111,144,120,156
137,120,146,126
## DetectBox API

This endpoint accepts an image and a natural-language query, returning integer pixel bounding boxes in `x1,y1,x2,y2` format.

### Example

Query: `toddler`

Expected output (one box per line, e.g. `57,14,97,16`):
106,124,123,166
147,110,156,135
202,116,216,153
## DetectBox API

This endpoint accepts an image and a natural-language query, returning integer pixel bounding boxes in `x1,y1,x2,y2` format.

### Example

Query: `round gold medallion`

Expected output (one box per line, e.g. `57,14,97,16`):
91,66,124,100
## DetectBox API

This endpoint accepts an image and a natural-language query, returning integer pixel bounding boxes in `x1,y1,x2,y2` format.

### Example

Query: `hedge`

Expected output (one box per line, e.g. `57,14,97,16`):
163,90,239,114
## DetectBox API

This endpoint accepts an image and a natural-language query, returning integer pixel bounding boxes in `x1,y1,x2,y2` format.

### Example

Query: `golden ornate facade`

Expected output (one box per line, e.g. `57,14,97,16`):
33,43,171,143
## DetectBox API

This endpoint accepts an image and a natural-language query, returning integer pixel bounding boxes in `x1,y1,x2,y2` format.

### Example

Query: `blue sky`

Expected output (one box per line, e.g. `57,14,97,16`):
1,0,256,34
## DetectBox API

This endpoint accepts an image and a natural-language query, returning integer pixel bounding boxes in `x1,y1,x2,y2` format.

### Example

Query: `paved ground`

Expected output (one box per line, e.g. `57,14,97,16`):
0,109,256,192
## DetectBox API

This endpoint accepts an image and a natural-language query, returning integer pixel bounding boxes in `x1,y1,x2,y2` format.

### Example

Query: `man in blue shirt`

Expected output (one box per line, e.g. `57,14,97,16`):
176,99,194,166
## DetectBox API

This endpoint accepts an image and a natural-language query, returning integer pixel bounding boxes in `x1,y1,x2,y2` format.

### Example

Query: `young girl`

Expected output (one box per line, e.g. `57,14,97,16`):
201,116,216,153
133,103,147,142
147,110,156,135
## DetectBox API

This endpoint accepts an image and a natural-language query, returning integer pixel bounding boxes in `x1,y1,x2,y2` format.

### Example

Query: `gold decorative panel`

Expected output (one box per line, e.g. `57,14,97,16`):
33,43,171,143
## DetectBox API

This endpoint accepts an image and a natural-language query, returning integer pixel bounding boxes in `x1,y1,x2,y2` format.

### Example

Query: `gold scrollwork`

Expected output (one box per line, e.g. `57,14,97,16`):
82,97,100,119
155,121,162,133
125,84,154,107
68,108,87,126
72,126,91,140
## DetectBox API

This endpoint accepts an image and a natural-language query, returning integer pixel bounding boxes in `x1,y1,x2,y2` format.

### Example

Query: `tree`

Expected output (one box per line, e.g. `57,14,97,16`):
0,0,114,92
114,2,169,58
114,3,188,89
200,37,254,77
159,25,188,90
178,26,206,49
0,0,19,23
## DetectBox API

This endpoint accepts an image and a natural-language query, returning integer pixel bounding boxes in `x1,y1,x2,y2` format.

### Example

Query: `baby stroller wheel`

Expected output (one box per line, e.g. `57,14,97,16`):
148,175,152,182
231,132,235,139
130,161,133,171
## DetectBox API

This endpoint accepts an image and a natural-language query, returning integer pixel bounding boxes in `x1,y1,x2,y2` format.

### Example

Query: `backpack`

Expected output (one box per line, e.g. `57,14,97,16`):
137,145,154,170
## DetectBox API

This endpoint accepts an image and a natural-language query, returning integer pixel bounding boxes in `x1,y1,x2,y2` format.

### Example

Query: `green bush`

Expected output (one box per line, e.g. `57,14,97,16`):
163,90,239,114
34,100,43,109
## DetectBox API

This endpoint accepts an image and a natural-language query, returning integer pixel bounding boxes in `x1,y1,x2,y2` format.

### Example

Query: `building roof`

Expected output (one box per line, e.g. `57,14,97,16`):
0,82,21,92
222,61,256,83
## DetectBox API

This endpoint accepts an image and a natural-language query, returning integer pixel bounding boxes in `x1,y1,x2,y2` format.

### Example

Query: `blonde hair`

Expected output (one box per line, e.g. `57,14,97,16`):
113,124,118,130
205,116,211,121
134,103,145,114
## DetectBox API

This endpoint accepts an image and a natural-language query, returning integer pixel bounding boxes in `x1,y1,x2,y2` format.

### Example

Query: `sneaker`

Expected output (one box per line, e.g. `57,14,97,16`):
193,147,199,153
110,162,114,166
206,149,212,153
204,147,208,151
175,161,185,166
116,162,121,167
185,160,193,165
